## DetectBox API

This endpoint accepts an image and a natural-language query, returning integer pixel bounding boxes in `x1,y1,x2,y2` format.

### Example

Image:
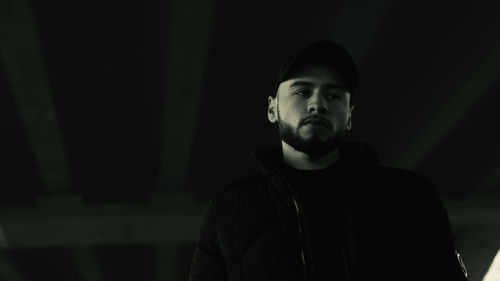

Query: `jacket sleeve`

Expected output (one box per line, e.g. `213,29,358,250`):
419,181,468,281
189,198,228,281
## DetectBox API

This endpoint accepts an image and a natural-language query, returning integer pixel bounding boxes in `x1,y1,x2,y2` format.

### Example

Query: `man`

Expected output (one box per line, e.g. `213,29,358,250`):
189,41,468,281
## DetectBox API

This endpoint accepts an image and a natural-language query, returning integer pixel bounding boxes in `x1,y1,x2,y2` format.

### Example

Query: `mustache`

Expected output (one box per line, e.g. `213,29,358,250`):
299,116,332,128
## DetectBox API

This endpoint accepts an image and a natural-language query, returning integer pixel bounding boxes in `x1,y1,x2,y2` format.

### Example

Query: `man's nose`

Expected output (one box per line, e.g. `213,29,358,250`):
307,92,328,113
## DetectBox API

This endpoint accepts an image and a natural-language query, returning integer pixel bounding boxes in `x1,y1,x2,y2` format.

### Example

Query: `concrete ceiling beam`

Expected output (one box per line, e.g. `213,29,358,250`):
0,0,71,192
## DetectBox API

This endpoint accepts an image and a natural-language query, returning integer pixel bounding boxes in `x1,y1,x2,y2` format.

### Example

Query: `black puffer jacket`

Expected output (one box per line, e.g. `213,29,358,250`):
189,142,468,281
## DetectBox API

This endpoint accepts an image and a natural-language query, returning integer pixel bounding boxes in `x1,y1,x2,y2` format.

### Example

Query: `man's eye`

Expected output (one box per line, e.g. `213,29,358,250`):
293,90,309,96
326,90,345,99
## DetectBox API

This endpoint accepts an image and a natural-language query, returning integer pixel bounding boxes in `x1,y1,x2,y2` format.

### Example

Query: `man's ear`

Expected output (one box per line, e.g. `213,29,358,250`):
347,104,354,131
268,96,278,124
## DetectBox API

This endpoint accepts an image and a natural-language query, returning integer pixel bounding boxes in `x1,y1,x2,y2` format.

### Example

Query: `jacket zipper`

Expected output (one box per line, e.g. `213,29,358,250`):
342,186,352,281
292,196,308,281
252,152,309,280
279,175,353,281
252,150,359,280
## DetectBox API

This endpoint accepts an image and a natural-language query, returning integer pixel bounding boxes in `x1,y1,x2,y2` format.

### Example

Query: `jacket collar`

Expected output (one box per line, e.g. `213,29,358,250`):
251,141,379,176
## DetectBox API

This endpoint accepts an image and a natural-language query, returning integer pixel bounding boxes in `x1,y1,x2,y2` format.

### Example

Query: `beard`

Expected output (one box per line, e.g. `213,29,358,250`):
278,116,345,159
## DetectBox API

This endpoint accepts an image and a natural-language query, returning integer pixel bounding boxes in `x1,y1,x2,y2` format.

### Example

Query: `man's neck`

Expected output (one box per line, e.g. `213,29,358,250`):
281,141,339,170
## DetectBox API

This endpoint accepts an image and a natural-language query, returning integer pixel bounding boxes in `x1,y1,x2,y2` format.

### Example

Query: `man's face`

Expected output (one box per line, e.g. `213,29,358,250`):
268,65,354,158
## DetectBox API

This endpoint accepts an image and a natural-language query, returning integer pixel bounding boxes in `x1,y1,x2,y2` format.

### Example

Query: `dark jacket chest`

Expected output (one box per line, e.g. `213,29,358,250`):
215,173,424,281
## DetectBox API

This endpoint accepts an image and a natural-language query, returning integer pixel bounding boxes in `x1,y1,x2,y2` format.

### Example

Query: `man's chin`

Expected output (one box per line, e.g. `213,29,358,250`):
298,132,332,143
278,121,341,157
300,124,330,133
292,137,339,156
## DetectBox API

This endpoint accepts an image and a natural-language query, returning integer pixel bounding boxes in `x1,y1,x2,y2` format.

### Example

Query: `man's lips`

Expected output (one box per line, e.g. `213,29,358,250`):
300,117,331,128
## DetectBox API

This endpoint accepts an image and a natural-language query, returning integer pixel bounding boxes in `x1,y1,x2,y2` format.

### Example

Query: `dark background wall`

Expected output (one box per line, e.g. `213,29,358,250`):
1,0,500,280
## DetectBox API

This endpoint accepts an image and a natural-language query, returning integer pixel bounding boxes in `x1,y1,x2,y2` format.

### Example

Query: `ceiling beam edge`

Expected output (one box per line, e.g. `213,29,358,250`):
157,0,216,192
0,0,71,193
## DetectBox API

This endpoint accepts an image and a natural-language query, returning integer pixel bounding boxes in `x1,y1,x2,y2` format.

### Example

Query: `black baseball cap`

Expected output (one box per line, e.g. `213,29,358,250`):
274,41,358,96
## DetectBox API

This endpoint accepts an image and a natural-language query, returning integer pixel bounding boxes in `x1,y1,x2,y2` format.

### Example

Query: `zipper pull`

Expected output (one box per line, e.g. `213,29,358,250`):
293,197,300,213
292,198,302,234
